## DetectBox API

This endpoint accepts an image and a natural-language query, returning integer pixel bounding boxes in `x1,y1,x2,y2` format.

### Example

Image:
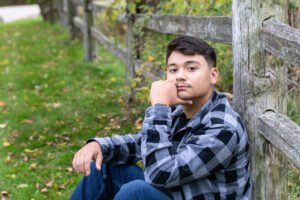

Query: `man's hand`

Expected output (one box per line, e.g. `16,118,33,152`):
72,141,103,176
150,80,192,107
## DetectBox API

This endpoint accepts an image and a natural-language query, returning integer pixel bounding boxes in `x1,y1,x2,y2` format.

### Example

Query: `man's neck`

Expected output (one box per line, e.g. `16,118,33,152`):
182,88,214,119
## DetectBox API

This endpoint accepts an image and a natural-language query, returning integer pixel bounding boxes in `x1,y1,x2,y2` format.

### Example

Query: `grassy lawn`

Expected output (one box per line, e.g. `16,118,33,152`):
0,18,141,199
0,18,299,200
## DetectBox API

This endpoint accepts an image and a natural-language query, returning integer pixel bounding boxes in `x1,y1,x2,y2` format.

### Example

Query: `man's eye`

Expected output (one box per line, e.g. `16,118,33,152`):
169,68,177,72
187,66,196,71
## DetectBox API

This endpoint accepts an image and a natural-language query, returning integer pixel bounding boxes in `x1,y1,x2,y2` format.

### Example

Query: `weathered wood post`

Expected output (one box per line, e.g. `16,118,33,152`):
232,0,289,199
58,0,68,28
83,0,97,61
125,2,136,104
66,0,80,40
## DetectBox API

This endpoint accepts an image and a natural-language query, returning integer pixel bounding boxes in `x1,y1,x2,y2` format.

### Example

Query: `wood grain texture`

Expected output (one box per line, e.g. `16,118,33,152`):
90,27,127,62
135,14,232,44
262,17,300,66
83,0,97,61
258,111,300,169
73,16,84,31
232,0,289,199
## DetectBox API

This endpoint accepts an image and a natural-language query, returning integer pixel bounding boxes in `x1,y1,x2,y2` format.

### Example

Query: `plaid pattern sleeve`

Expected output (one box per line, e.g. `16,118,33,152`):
141,104,238,188
89,132,142,164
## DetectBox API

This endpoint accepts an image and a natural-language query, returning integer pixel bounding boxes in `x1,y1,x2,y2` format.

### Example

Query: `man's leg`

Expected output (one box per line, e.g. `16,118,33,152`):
114,180,172,200
70,161,144,200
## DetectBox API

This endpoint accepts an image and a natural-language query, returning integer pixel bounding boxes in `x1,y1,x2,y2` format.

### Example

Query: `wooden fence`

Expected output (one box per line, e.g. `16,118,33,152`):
60,0,300,199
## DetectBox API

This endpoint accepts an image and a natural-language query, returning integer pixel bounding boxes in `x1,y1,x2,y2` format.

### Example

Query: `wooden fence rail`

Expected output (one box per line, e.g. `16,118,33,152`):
262,17,300,66
258,111,300,169
63,0,300,199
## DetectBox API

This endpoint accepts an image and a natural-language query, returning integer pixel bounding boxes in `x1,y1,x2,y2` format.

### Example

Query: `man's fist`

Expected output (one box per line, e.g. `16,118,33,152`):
72,141,103,176
150,80,192,107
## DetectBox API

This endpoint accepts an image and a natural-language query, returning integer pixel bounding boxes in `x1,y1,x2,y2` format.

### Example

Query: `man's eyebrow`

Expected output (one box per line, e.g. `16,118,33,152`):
167,63,177,67
167,60,201,67
184,60,201,65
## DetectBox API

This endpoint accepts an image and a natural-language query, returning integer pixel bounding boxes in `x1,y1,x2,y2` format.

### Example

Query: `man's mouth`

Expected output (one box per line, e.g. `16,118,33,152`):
176,84,189,90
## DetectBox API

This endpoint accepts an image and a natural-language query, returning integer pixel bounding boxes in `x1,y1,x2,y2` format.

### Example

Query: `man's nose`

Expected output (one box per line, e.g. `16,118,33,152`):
176,68,186,81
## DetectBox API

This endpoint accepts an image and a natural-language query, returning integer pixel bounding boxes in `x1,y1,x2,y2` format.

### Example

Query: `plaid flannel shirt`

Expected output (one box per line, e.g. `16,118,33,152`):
92,88,251,200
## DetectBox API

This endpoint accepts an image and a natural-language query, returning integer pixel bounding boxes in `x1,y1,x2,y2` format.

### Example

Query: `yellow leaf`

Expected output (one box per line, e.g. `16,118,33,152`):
3,142,10,147
11,174,16,179
53,183,59,189
0,59,10,65
57,191,62,195
111,77,116,82
288,182,292,187
25,149,34,153
30,163,37,169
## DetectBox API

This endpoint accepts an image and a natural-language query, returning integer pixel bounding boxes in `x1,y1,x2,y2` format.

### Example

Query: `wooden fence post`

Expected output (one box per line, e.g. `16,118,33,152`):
232,0,289,199
83,0,97,61
125,6,136,104
67,0,80,40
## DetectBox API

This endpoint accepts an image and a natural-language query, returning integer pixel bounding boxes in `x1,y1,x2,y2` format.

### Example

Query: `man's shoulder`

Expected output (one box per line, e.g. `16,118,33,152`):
203,92,245,133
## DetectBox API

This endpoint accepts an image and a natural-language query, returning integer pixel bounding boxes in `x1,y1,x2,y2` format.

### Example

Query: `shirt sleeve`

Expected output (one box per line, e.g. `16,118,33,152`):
87,132,142,165
141,104,238,188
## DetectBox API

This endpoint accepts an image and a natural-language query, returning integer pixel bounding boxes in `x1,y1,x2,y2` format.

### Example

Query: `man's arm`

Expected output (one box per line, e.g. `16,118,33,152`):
72,132,142,176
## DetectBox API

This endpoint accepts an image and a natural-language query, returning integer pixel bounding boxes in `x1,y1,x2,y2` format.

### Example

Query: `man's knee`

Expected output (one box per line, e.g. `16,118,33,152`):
116,180,149,199
122,180,148,191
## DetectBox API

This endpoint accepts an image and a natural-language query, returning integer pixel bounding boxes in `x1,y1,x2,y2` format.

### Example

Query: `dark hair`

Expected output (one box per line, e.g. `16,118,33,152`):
166,36,216,68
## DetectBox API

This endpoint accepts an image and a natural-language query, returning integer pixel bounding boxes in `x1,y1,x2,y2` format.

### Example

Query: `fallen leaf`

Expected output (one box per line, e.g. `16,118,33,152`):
25,149,34,153
0,124,7,128
58,184,65,189
23,119,33,124
66,167,73,172
0,101,5,106
1,190,12,198
17,184,28,188
3,142,10,147
52,102,61,108
57,191,61,195
5,156,10,164
45,180,54,187
30,163,37,170
41,187,48,193
111,77,116,82
0,59,10,65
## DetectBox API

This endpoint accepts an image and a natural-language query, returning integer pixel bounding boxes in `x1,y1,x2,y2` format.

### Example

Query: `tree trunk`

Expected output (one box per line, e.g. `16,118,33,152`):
232,0,289,199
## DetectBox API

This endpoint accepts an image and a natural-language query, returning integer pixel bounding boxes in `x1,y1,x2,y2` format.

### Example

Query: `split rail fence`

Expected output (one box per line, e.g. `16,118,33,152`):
60,0,300,199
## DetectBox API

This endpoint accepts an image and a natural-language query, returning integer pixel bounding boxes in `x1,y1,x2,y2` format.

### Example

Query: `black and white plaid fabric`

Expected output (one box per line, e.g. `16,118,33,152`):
92,88,251,200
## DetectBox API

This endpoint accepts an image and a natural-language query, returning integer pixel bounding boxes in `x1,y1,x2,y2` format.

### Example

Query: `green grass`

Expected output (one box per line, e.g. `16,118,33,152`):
0,18,299,200
0,18,140,199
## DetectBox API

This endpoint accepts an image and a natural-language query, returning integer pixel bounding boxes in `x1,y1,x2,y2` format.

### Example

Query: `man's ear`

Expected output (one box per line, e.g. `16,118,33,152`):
210,67,218,85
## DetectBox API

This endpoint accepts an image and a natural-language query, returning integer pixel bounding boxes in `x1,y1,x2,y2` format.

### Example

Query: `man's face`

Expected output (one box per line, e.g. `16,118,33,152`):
166,51,218,101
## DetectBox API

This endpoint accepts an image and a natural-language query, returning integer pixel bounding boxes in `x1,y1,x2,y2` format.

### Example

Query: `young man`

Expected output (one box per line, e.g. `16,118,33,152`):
70,36,251,200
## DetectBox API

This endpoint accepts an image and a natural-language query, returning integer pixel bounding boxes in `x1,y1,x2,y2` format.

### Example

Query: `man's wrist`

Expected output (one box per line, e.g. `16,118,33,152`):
151,102,169,107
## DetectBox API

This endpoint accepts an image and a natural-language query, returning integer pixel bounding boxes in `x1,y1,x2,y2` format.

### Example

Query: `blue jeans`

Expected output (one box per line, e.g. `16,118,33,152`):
70,161,172,200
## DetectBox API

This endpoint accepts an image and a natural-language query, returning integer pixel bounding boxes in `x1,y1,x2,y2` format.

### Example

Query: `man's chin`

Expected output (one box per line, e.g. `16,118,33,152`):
177,95,192,101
